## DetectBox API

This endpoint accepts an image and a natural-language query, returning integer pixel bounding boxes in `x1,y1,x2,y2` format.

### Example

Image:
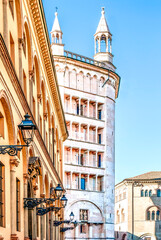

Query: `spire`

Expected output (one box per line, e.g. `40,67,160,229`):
51,11,62,33
95,7,110,35
50,10,64,56
94,7,114,68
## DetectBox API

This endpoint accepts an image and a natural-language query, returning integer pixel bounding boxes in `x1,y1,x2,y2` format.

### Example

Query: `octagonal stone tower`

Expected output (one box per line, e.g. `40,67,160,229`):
51,8,120,239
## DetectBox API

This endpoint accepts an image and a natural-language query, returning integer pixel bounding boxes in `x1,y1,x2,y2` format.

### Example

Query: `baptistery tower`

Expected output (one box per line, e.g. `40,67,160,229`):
51,8,120,239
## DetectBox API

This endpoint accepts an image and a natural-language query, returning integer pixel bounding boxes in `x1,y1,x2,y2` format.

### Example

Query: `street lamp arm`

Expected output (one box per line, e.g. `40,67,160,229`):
0,145,28,156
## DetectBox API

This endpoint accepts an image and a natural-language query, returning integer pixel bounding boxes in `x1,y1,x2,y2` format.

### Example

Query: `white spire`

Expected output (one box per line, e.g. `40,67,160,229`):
95,7,110,35
94,7,114,68
51,12,62,33
50,10,64,56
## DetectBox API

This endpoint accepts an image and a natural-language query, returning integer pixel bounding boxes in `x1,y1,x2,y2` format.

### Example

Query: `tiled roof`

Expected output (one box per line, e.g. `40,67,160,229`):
126,171,161,180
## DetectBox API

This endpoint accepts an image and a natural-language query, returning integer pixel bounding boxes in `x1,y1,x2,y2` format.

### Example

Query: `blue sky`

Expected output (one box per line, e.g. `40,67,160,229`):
42,0,161,184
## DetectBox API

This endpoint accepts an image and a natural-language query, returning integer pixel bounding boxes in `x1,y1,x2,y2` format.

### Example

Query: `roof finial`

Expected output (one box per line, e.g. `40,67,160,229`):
101,7,105,15
55,7,58,16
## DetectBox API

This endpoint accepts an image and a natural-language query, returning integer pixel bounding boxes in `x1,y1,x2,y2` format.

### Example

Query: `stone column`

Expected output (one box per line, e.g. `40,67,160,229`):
78,148,81,165
87,174,89,190
46,213,49,240
87,150,90,166
89,224,93,238
70,172,73,189
79,173,81,190
96,151,98,167
98,38,101,52
33,185,38,240
106,35,109,52
79,98,81,115
87,125,90,142
24,174,30,240
50,213,53,240
70,147,72,164
75,225,79,238
96,175,98,191
40,194,45,240
96,127,98,143
10,158,19,240
110,39,112,53
95,102,98,119
70,122,72,138
70,95,72,113
87,100,90,117
79,123,81,140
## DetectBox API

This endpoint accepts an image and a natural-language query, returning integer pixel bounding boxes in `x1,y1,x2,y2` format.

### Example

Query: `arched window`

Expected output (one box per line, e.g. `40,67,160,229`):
156,210,160,221
157,189,161,197
141,190,144,197
100,35,106,52
145,190,148,197
149,190,152,197
147,211,150,220
152,211,155,220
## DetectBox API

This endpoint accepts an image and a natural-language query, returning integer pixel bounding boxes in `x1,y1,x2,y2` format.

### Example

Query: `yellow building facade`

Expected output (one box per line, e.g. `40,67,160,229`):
115,172,161,240
0,0,68,239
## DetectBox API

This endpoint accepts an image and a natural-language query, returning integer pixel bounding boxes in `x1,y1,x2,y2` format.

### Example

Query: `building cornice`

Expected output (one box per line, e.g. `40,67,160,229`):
28,0,68,141
53,55,121,99
115,178,161,188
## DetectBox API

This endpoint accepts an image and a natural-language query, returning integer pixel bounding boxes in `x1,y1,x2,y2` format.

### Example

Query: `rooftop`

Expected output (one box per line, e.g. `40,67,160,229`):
126,171,161,181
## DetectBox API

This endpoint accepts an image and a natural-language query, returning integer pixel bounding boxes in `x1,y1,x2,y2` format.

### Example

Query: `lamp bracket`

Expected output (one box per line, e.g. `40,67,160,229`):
53,220,70,227
60,227,74,233
36,206,61,216
24,198,55,209
0,145,27,156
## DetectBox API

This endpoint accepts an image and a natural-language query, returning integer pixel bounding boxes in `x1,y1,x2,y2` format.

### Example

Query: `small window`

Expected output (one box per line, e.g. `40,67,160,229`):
141,190,144,197
81,178,85,190
147,211,150,220
152,211,155,220
80,224,86,234
149,190,152,197
98,134,101,144
157,189,161,197
156,210,160,221
98,154,101,168
98,110,102,120
16,178,20,231
76,104,79,115
80,209,88,221
145,190,148,197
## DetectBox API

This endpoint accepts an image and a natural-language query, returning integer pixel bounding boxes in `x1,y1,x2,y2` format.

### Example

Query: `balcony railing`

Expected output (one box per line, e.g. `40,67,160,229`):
64,50,110,70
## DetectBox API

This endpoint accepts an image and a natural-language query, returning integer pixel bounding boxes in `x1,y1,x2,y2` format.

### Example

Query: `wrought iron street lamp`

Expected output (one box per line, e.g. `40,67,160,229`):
69,211,74,221
53,211,75,227
60,194,68,208
0,113,36,156
24,184,67,216
18,113,36,145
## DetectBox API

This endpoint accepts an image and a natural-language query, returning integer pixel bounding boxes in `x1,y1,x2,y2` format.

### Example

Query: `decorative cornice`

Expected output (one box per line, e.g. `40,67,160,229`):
28,0,68,141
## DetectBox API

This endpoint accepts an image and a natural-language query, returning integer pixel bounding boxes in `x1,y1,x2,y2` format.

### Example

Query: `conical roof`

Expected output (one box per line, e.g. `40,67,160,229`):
95,7,110,34
51,12,62,33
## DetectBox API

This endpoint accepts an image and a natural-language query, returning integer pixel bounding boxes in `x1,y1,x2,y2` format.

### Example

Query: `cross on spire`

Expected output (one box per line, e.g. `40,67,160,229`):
56,7,58,12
